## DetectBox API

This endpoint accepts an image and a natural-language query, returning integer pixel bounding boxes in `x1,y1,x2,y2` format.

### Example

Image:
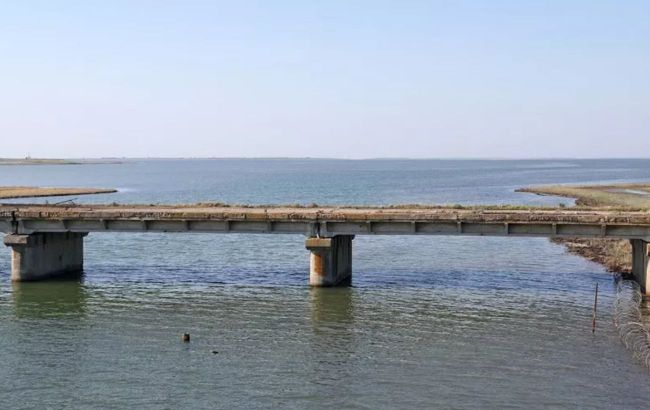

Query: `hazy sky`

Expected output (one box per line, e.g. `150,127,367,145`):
1,1,648,158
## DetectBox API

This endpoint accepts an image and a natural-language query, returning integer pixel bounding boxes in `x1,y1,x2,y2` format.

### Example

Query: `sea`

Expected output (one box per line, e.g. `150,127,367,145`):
1,158,649,409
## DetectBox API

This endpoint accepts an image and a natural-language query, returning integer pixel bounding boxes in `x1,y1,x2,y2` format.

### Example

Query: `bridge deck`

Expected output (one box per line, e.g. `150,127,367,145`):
2,204,650,238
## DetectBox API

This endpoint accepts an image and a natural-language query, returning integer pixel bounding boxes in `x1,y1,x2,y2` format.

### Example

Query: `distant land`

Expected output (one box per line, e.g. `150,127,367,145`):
1,157,650,164
0,158,122,165
517,183,650,209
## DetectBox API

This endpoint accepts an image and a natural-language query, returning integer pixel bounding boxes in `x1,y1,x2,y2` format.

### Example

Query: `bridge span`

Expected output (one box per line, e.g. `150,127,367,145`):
1,203,649,293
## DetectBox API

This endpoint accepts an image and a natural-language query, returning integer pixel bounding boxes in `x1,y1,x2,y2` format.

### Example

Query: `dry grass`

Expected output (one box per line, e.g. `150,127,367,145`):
518,183,650,274
0,187,117,200
517,184,650,209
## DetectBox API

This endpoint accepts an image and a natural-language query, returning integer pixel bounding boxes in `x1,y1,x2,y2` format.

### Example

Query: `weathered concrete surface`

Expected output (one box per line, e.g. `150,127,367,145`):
631,239,650,295
2,203,650,224
3,233,85,281
0,187,116,200
306,235,353,287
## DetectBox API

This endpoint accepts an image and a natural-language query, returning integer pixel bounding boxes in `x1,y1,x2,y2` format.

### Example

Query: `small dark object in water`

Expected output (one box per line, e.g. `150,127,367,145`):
182,333,191,342
212,350,219,354
592,283,599,334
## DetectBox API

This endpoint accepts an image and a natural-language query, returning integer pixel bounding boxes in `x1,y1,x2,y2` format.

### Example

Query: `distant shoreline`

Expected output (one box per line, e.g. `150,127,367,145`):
1,157,649,164
0,158,122,166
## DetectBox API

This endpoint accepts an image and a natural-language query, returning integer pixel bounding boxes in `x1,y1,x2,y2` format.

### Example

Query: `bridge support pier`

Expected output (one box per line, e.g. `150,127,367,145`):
631,239,650,296
306,235,353,287
3,233,86,281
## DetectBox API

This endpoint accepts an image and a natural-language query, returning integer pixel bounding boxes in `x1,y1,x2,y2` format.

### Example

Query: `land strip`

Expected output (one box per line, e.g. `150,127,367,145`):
518,183,650,274
0,158,121,166
0,187,117,200
517,184,650,209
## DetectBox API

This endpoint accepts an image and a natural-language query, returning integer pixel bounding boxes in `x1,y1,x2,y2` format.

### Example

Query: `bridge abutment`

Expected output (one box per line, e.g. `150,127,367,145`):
306,235,354,287
631,239,650,296
3,233,86,281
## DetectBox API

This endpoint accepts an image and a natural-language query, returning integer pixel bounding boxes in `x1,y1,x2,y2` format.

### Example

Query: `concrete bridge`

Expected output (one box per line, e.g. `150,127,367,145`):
1,203,650,293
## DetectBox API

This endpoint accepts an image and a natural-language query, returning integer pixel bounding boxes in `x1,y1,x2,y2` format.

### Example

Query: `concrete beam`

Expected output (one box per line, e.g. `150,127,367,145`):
6,217,650,240
3,233,86,281
306,235,354,287
631,239,650,296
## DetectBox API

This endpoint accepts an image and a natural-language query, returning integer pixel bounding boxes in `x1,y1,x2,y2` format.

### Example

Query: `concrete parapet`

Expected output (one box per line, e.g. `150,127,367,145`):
306,235,354,287
631,239,650,295
3,233,86,281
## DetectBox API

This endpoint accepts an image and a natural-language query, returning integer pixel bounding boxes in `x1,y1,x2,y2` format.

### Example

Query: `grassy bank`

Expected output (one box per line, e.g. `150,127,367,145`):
519,183,650,274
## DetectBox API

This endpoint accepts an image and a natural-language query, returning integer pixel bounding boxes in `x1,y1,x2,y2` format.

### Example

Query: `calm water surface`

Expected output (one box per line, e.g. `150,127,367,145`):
1,159,650,409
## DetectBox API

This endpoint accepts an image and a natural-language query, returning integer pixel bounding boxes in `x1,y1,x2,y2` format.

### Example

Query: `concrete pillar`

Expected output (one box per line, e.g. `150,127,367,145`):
631,239,650,296
3,233,86,281
306,235,354,287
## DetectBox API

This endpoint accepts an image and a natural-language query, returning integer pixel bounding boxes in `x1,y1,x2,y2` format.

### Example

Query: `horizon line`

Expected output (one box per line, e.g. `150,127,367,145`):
3,156,650,161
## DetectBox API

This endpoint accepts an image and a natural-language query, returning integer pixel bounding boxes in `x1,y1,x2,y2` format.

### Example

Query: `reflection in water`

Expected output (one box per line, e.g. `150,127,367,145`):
12,279,87,318
309,287,355,327
308,287,357,394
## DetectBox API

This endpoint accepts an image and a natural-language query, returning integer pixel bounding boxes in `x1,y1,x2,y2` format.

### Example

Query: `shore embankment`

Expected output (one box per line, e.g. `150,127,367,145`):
519,183,650,274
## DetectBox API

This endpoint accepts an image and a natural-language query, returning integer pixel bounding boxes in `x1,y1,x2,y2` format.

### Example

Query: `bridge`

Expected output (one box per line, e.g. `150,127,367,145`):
1,203,649,293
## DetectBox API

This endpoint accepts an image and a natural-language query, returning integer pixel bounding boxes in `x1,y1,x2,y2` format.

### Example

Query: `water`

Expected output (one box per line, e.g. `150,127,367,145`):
1,159,650,409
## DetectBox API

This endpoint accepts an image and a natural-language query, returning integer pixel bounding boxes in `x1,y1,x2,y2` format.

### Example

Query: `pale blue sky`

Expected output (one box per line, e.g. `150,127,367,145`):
1,1,648,158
